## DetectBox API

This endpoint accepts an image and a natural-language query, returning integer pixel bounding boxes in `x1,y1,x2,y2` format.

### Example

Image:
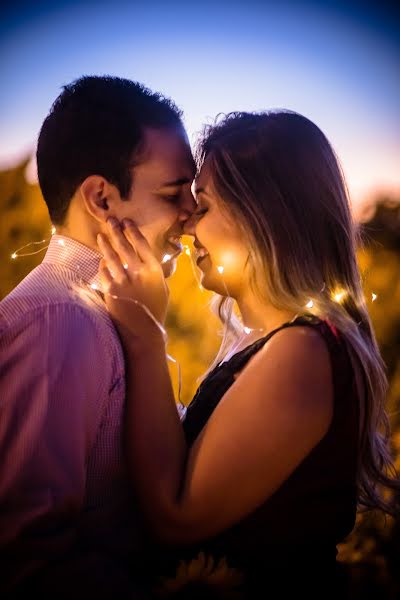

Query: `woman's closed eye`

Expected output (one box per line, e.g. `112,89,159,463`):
194,207,208,217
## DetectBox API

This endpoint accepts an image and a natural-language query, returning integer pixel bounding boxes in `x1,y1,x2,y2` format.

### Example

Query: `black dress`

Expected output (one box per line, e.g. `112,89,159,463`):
153,315,359,598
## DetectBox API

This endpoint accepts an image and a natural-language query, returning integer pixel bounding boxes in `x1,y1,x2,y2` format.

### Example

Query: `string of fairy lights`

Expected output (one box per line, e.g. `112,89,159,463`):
9,226,379,409
10,226,379,320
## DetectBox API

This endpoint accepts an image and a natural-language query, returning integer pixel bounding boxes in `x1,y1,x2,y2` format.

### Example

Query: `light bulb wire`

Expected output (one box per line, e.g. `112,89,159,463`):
104,288,184,410
11,239,49,258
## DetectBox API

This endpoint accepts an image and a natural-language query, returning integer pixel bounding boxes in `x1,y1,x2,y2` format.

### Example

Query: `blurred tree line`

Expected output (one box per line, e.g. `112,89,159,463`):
0,160,399,597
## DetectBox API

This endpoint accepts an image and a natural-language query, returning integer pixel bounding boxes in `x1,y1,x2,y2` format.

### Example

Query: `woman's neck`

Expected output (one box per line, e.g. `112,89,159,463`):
237,289,298,336
217,293,299,366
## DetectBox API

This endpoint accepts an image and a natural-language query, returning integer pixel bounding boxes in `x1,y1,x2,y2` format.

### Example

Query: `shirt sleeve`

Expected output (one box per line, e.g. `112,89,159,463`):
0,302,113,549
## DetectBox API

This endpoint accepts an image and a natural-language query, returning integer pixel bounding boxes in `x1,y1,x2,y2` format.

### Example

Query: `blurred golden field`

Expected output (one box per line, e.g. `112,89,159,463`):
1,159,399,596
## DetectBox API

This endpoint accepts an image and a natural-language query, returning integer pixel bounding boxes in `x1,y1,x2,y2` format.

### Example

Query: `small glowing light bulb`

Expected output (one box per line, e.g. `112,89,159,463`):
58,239,65,247
123,263,128,270
11,252,17,259
306,300,314,309
217,265,224,274
162,254,172,264
244,326,252,334
372,293,377,302
333,291,345,303
90,283,98,290
185,247,191,256
51,226,56,235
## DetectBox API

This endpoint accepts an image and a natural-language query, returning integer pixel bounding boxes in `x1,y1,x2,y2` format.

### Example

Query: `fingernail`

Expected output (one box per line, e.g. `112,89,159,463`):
122,218,133,227
97,233,103,244
107,216,119,228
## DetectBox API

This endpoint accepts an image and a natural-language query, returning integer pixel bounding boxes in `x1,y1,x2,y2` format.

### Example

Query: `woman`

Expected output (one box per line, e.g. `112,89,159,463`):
97,111,399,598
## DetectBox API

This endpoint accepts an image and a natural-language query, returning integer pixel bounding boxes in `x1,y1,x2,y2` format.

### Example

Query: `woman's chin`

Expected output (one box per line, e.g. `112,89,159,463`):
198,270,227,296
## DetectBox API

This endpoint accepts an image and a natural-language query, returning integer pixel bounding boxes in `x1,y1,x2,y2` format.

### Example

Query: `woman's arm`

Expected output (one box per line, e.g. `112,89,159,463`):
123,334,188,534
98,220,334,544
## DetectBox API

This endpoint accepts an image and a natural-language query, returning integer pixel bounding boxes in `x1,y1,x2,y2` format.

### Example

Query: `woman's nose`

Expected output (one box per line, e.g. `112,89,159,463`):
183,213,196,235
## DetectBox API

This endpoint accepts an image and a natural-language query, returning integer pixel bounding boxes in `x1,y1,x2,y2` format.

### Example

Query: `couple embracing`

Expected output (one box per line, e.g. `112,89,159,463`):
1,76,399,599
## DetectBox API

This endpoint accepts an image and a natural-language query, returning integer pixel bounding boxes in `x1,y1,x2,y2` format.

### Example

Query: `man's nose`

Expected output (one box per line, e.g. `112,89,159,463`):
183,212,196,235
178,189,197,223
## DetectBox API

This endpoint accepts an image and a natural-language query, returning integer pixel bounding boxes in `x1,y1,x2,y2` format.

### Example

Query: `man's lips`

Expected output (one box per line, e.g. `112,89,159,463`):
168,235,181,246
166,236,183,257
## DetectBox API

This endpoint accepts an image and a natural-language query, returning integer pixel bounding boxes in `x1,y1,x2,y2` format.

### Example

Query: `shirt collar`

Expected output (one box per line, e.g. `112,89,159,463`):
43,234,102,289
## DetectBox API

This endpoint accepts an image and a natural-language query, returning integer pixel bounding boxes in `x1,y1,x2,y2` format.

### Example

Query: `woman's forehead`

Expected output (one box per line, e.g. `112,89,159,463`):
194,156,213,193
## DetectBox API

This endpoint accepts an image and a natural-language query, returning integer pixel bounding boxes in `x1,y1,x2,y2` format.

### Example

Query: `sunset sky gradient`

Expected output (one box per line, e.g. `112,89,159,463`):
1,0,399,212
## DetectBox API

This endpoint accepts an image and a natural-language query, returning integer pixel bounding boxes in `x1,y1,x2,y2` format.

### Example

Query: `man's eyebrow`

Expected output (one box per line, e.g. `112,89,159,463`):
159,177,193,188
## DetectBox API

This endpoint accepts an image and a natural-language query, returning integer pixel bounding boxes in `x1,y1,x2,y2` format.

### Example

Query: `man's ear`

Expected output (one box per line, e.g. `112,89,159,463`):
79,175,119,223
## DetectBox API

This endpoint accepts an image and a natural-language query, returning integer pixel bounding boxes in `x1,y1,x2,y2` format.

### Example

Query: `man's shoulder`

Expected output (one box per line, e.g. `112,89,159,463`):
0,266,125,390
0,264,112,336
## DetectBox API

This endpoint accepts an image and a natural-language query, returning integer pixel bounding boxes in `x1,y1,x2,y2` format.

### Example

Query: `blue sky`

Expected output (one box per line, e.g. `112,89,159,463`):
0,0,399,210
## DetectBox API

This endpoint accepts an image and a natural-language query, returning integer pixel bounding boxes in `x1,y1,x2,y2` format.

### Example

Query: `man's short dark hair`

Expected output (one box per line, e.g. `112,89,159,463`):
36,75,184,224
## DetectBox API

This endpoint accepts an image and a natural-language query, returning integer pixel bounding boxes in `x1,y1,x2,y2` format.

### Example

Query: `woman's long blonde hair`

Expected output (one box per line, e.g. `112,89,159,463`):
195,110,399,516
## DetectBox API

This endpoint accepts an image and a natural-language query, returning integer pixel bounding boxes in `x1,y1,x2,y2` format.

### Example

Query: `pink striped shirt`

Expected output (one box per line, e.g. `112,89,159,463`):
0,235,140,591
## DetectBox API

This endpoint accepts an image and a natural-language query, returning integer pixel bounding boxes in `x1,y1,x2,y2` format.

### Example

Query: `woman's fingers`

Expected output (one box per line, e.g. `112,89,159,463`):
122,219,159,267
97,233,128,282
98,257,114,291
97,219,169,328
106,217,138,267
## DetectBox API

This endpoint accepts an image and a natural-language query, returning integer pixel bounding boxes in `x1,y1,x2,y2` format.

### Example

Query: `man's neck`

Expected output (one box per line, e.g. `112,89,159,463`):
56,225,98,254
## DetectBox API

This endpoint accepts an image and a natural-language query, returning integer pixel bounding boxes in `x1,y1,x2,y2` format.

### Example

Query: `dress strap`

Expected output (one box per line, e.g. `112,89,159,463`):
224,314,342,374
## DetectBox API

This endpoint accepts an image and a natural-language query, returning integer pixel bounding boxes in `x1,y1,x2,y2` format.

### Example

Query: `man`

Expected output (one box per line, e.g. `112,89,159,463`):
0,75,196,597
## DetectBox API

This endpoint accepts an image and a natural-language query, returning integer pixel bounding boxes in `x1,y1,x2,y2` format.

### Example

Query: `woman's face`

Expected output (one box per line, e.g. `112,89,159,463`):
184,157,250,297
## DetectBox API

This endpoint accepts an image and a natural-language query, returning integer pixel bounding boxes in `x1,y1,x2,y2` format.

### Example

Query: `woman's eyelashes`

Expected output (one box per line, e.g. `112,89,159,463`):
194,206,208,217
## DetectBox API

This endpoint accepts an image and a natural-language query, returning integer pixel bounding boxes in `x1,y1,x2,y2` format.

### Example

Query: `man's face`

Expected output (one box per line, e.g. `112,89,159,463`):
114,127,196,276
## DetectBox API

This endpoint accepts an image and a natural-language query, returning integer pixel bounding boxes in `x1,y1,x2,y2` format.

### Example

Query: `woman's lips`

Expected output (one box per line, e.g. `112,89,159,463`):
194,247,209,265
196,255,208,267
